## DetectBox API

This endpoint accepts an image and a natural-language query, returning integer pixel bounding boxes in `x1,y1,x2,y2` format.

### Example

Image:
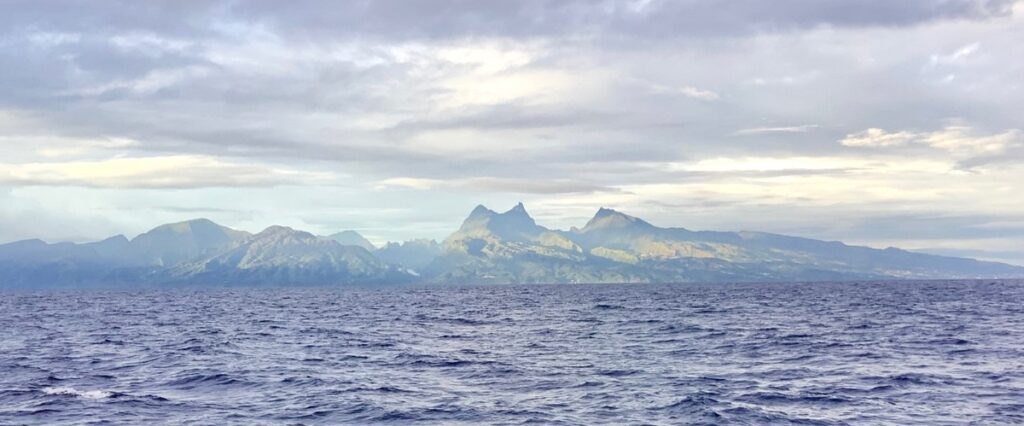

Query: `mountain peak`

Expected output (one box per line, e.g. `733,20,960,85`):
468,204,497,219
145,218,212,233
497,202,535,223
594,207,620,218
250,226,326,246
127,218,250,267
506,202,527,214
327,230,376,251
179,218,218,227
581,207,651,232
258,225,300,236
452,202,543,242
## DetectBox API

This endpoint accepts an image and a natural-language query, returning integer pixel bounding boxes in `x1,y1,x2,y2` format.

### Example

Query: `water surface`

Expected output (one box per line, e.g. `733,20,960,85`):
2,280,1023,424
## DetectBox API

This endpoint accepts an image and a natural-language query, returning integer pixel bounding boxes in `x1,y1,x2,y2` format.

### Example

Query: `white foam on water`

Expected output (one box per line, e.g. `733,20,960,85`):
42,386,113,400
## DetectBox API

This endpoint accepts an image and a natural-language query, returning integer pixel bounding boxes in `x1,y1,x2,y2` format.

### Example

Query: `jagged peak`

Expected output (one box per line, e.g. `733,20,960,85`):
452,202,542,241
465,203,536,222
467,204,497,219
592,207,633,221
248,226,330,247
581,207,651,232
472,204,494,215
496,202,535,223
498,202,535,222
594,207,622,218
505,202,527,215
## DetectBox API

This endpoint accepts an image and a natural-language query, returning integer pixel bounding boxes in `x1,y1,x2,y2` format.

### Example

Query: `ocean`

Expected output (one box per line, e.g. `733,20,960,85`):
1,280,1022,425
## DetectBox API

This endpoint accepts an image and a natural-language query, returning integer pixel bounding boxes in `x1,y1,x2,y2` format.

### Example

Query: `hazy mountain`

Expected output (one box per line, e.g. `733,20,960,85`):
87,235,135,260
163,226,411,286
325,230,376,251
376,239,442,271
131,218,250,266
0,236,144,288
1,205,1022,288
0,219,253,287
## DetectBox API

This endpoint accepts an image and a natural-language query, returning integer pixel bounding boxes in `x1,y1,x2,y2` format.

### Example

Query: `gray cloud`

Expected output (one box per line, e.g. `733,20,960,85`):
734,125,820,136
7,0,1011,40
387,102,616,133
0,0,1021,260
0,154,336,189
837,213,1024,241
378,176,621,195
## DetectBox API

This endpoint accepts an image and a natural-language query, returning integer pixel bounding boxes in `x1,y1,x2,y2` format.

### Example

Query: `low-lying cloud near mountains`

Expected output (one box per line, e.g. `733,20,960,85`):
1,0,1023,265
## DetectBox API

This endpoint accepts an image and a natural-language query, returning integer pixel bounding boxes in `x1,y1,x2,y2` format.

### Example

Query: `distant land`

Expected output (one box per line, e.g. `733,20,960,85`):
1,203,1022,288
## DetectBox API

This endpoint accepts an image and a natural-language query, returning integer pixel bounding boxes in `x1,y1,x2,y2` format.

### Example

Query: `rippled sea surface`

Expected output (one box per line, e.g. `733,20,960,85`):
2,280,1024,425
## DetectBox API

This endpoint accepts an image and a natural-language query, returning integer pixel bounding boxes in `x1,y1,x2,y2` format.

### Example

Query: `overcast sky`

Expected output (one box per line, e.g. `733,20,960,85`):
1,0,1022,264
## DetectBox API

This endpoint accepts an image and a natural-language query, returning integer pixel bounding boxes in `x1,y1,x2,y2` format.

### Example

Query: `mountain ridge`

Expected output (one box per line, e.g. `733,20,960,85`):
1,203,1021,288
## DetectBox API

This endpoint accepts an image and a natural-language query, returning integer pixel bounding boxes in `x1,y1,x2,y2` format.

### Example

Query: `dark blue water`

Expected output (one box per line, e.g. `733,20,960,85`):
2,280,1023,425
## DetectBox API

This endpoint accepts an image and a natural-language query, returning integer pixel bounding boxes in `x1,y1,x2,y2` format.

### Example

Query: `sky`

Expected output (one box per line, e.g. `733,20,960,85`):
1,0,1023,264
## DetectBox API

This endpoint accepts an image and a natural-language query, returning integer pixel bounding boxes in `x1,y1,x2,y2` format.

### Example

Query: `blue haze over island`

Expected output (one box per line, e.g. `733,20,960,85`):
3,203,1021,288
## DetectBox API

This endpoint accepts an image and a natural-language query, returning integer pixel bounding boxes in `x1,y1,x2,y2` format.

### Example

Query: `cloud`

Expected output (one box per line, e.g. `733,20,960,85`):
680,156,864,173
121,0,1020,40
0,135,140,158
2,1,1013,63
733,125,819,136
376,177,443,190
0,0,1022,259
462,177,621,194
648,83,720,101
64,65,212,97
387,102,613,133
922,126,1021,155
840,126,1023,159
0,156,334,188
929,42,981,66
376,177,619,194
840,128,919,147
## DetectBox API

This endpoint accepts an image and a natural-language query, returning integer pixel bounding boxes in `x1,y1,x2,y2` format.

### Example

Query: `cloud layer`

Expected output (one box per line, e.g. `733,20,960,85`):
1,0,1023,264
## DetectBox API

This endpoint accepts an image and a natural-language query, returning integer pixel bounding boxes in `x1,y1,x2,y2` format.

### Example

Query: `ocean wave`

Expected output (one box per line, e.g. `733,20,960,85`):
41,386,114,400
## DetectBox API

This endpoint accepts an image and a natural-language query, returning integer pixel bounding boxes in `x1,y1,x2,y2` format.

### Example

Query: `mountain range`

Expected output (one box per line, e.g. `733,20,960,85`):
1,204,1022,288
